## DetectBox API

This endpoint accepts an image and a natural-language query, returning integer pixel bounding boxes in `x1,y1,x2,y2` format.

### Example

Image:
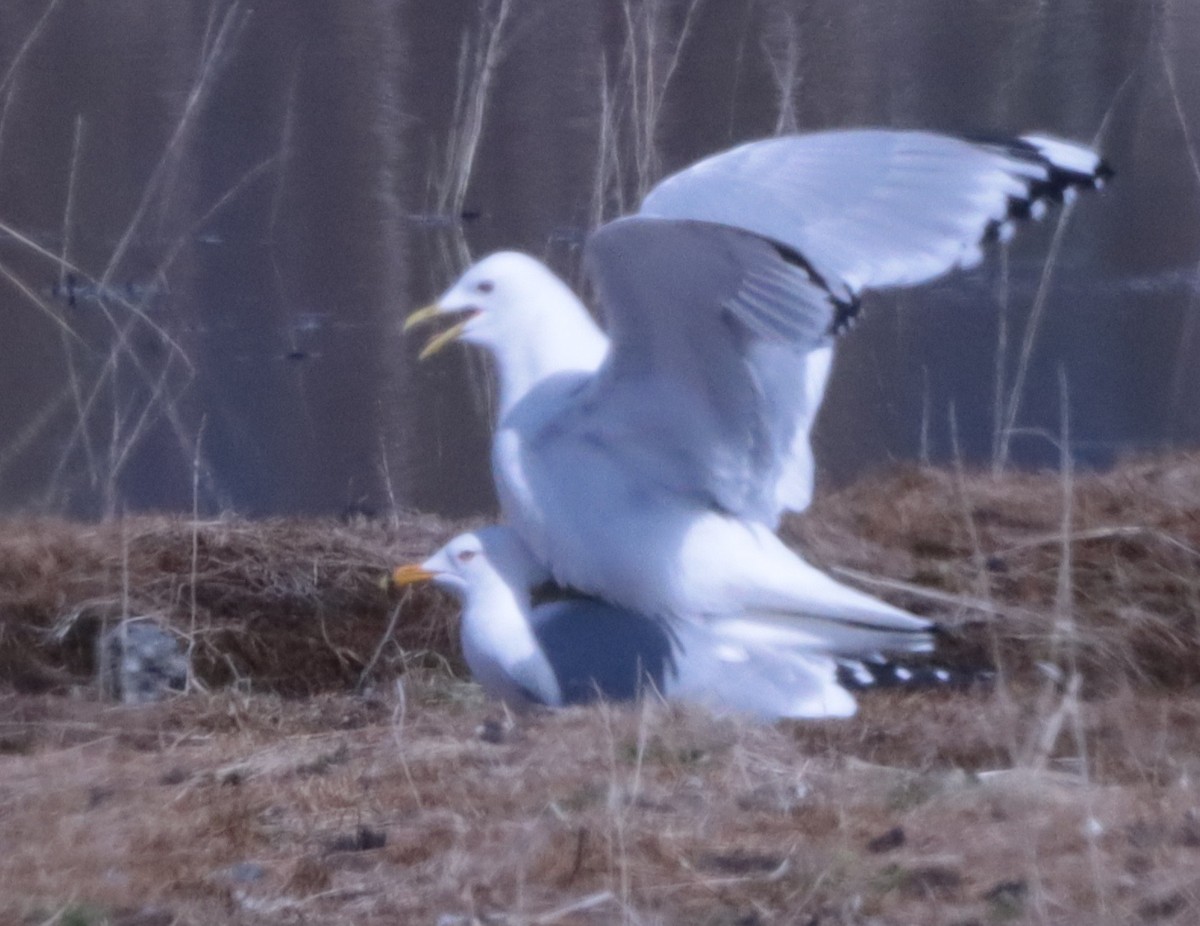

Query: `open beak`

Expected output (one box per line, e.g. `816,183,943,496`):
389,563,439,588
404,303,476,360
403,304,441,332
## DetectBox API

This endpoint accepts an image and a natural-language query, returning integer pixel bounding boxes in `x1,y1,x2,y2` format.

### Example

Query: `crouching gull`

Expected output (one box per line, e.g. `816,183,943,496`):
392,526,866,718
406,129,1109,652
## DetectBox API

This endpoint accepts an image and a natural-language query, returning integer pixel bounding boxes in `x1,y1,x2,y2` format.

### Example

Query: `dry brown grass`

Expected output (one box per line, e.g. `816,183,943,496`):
3,453,1200,924
0,513,463,695
789,452,1200,693
3,690,1200,924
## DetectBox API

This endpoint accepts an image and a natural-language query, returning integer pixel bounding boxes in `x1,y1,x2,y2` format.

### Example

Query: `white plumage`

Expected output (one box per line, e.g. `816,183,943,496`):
393,527,858,719
407,128,1107,662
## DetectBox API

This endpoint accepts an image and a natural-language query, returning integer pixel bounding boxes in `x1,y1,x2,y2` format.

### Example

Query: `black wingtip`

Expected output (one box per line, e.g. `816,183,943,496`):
966,134,1111,239
1016,137,1111,208
772,241,864,336
836,656,994,692
829,294,862,336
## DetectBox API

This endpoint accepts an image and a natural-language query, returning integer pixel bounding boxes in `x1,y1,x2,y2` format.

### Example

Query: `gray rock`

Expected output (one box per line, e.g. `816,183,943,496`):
96,618,188,704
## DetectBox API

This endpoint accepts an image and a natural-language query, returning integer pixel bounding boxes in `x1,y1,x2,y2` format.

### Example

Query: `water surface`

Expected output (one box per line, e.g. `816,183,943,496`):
0,0,1195,518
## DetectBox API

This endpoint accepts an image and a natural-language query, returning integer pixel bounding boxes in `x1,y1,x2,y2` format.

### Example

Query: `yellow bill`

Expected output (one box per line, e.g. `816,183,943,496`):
390,563,438,587
403,303,441,332
404,302,472,359
417,317,470,360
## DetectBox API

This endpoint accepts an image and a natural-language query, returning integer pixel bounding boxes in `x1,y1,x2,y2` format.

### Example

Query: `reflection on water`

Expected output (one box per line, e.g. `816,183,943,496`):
0,0,1196,519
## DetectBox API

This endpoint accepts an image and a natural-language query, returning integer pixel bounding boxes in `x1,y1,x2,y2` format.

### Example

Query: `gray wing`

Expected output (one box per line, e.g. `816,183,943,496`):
531,595,858,719
531,597,676,705
560,131,1108,523
572,217,836,523
640,129,1107,298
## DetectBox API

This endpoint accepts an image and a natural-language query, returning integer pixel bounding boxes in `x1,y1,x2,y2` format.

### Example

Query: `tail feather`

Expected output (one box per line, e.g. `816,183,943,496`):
709,613,935,658
666,620,858,719
722,524,934,655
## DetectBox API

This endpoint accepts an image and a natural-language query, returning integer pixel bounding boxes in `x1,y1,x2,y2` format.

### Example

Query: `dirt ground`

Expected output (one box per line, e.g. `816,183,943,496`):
3,455,1200,924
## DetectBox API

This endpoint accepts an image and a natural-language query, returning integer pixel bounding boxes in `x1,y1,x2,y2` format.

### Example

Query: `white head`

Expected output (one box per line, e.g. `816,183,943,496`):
390,526,551,603
390,527,564,708
404,252,608,414
406,253,564,354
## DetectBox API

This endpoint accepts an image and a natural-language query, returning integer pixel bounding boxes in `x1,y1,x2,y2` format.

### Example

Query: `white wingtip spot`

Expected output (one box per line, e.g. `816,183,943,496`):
894,667,913,681
1020,134,1103,175
1030,200,1048,221
997,221,1016,244
1063,187,1078,205
935,668,951,682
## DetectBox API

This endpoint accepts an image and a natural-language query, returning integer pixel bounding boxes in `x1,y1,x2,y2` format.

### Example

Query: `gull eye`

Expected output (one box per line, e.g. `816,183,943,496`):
456,549,478,563
476,281,494,294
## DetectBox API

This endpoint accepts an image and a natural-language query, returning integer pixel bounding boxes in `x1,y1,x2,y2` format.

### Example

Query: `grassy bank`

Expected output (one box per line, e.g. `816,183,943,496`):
2,454,1199,924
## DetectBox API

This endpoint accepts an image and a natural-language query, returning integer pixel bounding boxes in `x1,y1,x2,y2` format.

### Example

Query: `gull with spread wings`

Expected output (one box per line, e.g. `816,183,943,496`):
407,129,1108,660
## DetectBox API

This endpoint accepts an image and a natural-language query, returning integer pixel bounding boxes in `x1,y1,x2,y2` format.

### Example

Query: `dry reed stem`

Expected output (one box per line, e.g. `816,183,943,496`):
619,0,706,200
99,3,247,292
1160,35,1200,434
0,0,63,152
433,0,517,275
0,0,285,517
994,69,1134,471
